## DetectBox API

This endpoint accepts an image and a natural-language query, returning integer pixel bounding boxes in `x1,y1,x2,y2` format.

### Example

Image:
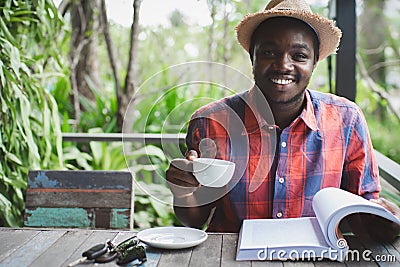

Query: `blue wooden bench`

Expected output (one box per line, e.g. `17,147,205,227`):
24,170,134,229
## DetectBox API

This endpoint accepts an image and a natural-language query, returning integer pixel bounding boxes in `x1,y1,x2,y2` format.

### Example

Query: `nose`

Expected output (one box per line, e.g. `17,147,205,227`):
274,54,293,71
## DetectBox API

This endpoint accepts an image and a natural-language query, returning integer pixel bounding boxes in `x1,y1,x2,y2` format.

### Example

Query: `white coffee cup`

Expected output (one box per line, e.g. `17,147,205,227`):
192,158,235,187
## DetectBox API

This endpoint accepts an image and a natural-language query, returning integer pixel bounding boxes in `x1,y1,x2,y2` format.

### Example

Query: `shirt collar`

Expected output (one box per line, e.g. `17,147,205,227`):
242,86,275,135
242,87,318,134
299,89,318,131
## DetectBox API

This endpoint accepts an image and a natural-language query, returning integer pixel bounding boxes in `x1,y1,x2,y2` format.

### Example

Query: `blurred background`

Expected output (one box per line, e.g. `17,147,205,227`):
1,0,399,228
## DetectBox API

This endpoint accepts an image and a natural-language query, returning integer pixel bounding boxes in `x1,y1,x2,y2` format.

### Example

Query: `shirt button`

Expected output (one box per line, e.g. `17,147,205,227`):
281,142,287,148
278,177,285,184
268,126,274,131
276,212,283,218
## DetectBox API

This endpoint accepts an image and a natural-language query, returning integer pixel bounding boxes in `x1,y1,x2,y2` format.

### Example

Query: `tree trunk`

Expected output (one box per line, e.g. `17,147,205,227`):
70,0,101,109
99,0,122,113
119,0,142,131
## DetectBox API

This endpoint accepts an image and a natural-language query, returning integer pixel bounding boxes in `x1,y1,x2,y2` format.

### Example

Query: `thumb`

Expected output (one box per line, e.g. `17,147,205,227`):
185,150,198,161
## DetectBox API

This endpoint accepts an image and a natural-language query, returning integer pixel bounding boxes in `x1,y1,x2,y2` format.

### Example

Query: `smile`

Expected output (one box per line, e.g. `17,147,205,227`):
271,78,294,85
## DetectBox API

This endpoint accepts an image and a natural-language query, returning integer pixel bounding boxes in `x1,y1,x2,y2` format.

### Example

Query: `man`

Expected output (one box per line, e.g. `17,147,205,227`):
166,0,399,237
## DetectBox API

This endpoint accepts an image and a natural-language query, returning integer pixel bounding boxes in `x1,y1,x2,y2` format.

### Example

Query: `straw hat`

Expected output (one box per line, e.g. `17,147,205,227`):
235,0,342,61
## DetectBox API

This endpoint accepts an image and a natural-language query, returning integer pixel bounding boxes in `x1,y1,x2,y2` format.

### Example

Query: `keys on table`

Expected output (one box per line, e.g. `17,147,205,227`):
68,243,108,266
108,236,147,265
67,236,147,266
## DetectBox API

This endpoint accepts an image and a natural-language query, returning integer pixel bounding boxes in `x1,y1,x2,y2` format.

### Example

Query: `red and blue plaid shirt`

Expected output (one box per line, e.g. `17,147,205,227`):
186,87,380,232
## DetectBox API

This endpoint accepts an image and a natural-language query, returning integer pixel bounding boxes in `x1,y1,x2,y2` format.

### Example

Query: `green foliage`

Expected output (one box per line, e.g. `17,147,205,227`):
0,0,65,226
356,80,400,164
134,181,181,229
356,80,400,206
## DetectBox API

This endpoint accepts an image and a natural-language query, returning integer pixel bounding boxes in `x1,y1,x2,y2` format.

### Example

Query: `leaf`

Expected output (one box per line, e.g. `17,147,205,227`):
0,17,17,45
149,197,169,218
131,145,167,161
88,127,104,167
19,96,40,163
6,42,21,77
0,62,5,88
5,152,22,166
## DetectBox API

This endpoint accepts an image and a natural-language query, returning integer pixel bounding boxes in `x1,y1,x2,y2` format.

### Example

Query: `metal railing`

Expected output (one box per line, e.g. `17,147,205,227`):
62,132,186,144
63,133,400,191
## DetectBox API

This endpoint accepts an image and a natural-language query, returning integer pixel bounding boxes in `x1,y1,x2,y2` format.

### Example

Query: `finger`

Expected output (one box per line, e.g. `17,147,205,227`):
167,176,199,187
185,150,198,161
166,165,196,183
166,160,198,187
170,158,194,172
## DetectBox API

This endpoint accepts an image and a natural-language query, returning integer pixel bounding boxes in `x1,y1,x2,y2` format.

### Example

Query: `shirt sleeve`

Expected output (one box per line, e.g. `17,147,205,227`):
341,106,380,199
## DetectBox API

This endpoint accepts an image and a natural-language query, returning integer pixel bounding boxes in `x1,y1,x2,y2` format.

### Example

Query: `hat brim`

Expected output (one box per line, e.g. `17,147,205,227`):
235,10,342,61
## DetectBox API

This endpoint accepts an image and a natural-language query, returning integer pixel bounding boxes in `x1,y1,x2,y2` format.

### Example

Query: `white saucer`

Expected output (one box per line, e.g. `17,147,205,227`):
137,227,208,249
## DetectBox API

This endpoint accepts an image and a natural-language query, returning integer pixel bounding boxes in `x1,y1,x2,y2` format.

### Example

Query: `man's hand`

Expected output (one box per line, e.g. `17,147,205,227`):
166,150,200,198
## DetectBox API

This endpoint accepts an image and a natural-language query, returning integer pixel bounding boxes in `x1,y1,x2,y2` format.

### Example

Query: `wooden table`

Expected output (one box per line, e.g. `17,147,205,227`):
0,227,399,267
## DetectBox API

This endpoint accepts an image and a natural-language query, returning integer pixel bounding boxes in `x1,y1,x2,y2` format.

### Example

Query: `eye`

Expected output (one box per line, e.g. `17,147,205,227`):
262,50,275,57
293,53,309,61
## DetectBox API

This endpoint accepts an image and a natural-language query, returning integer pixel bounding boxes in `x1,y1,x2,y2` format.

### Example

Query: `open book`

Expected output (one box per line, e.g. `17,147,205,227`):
236,187,400,262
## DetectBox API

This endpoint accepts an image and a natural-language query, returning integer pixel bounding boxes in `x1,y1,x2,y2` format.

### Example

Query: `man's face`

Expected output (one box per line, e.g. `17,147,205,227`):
252,17,317,105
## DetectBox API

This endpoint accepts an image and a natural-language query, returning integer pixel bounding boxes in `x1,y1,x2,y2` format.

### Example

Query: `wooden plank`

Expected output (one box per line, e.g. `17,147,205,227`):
61,230,119,266
0,229,39,261
252,260,284,267
382,243,400,265
27,170,133,189
24,170,134,229
391,237,400,255
25,191,131,208
24,207,95,228
110,208,131,229
344,235,378,267
314,259,345,266
144,247,163,267
357,239,398,267
24,207,130,229
221,234,251,267
280,260,315,267
29,229,92,267
157,247,193,267
0,230,66,267
189,234,222,267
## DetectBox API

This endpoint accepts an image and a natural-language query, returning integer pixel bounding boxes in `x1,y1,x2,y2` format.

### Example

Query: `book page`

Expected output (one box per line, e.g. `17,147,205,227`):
312,187,400,249
239,217,329,249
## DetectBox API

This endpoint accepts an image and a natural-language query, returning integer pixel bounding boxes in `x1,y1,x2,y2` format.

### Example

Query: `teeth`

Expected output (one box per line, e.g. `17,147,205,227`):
271,78,293,85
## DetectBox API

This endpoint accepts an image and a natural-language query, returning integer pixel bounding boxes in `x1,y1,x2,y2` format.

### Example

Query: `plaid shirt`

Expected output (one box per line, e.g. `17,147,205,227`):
186,87,380,232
